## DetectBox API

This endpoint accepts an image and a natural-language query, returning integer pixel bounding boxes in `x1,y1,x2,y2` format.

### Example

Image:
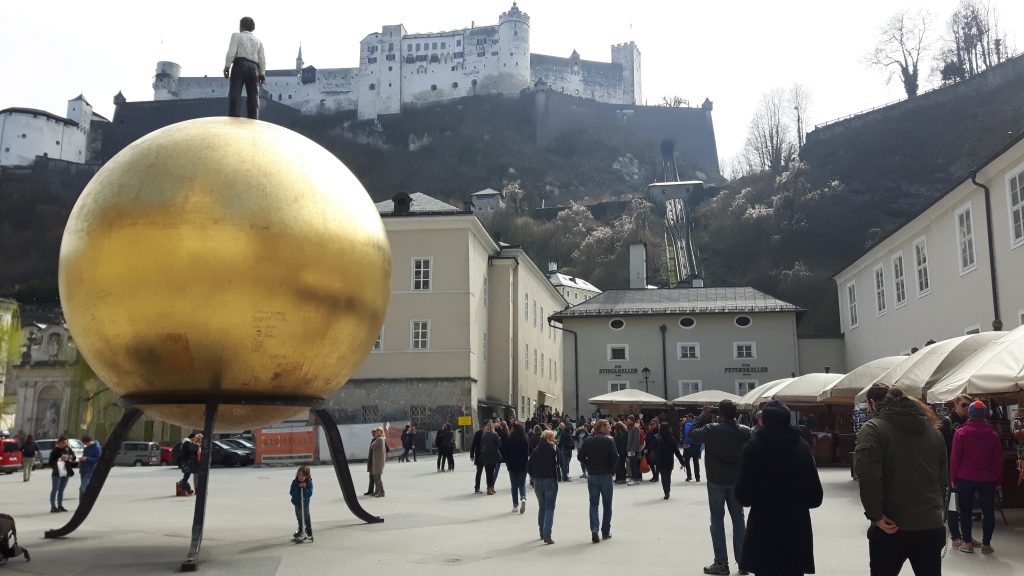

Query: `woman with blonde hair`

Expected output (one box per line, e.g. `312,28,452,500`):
528,429,559,544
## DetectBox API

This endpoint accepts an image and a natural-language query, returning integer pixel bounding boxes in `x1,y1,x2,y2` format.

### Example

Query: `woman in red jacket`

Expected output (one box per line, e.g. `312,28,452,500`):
950,400,1003,554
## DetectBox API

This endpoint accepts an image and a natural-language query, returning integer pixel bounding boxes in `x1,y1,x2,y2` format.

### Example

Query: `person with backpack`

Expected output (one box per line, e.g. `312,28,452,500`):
689,401,752,576
682,414,703,482
289,465,313,543
19,435,37,483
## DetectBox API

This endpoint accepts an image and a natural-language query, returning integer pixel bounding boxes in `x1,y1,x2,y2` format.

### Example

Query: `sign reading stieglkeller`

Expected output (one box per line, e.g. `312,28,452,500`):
724,363,769,374
599,365,638,374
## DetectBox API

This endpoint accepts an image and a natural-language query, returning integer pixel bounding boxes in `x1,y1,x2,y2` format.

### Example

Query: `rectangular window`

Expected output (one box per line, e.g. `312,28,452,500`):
540,353,544,377
432,42,438,50
847,282,858,329
874,265,887,316
1008,169,1024,247
554,361,558,382
412,257,432,291
457,39,462,46
549,357,553,380
482,332,487,362
533,349,538,374
410,320,430,350
734,342,756,359
532,299,537,327
525,343,529,369
736,380,758,396
892,253,907,308
483,276,488,309
441,41,446,49
956,204,977,274
524,293,529,322
913,237,930,296
416,43,421,51
609,381,629,393
608,345,629,361
539,305,544,330
677,342,700,359
678,380,702,397
372,330,382,352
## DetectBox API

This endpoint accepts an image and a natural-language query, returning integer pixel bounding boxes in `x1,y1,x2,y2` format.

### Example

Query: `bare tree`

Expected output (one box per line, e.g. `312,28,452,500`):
742,88,795,175
937,0,1014,84
867,10,933,98
788,84,812,149
659,95,688,108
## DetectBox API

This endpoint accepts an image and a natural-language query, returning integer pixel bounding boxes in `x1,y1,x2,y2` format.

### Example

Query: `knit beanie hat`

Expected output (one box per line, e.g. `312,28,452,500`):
967,400,988,420
760,400,791,429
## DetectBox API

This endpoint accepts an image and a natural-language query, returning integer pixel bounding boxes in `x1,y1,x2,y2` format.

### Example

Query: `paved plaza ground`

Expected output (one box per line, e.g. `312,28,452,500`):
1,458,1021,575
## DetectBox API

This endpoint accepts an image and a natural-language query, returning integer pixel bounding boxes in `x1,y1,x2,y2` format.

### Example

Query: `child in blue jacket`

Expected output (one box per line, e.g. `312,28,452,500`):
290,466,313,542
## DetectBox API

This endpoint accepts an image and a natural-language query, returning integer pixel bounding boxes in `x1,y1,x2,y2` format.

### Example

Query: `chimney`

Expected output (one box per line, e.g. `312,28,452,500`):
629,243,647,289
392,192,412,216
547,262,558,273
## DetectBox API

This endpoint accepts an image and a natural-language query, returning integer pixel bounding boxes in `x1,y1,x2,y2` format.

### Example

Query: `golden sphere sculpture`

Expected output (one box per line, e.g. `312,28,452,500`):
59,118,391,432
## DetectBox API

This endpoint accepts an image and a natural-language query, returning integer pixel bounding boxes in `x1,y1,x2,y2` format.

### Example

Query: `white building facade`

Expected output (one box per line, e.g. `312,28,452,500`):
547,272,601,305
325,192,565,431
552,287,804,418
0,96,95,167
834,132,1024,367
153,3,641,120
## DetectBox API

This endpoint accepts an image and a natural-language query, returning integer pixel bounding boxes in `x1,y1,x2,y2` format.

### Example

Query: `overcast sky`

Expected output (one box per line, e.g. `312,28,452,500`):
1,1,1019,167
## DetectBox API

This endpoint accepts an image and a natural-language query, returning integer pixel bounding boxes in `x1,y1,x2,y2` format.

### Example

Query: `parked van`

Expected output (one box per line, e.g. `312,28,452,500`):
114,441,161,466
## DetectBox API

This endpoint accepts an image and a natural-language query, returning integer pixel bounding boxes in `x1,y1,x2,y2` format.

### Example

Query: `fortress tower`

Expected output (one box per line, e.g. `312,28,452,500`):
497,2,531,94
611,42,642,105
153,61,181,100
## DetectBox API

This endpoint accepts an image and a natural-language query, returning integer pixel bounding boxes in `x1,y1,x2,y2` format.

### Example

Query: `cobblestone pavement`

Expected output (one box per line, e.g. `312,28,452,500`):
1,459,1021,575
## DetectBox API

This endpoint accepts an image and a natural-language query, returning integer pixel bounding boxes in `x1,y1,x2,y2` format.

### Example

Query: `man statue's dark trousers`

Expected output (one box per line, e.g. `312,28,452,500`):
228,57,260,119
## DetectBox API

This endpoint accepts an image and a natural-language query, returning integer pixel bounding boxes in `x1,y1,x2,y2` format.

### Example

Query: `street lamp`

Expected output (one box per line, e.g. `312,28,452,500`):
641,367,651,392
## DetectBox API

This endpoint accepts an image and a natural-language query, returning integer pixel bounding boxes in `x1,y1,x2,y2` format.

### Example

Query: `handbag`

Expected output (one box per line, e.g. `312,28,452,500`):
640,455,650,474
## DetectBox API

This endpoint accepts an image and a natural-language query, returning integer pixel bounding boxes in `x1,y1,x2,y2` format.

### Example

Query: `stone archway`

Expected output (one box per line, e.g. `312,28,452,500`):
34,383,63,438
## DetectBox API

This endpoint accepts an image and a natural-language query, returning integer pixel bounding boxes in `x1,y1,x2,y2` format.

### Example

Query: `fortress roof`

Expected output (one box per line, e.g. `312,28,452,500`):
0,107,78,127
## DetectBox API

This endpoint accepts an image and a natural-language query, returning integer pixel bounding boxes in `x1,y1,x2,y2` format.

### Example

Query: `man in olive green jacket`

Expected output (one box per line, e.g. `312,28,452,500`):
855,386,947,576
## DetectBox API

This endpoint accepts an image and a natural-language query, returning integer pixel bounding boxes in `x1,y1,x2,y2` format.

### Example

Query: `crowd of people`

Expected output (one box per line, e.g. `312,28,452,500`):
8,385,1008,575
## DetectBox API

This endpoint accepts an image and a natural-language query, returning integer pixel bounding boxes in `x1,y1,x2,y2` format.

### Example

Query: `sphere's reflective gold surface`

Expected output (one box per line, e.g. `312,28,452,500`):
59,118,391,431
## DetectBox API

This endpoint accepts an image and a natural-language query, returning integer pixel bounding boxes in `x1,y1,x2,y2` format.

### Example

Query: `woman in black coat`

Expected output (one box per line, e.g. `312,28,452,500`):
504,423,530,513
735,400,823,576
479,423,502,495
654,422,686,499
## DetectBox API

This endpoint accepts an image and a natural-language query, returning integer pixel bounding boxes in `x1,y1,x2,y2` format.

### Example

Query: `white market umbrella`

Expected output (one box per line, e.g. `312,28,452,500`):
671,389,743,407
928,325,1024,402
589,385,667,412
768,373,845,405
854,332,1004,403
817,356,905,404
736,378,793,411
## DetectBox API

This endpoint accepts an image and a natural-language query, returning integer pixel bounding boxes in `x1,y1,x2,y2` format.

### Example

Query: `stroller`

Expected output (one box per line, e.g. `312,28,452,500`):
0,513,30,565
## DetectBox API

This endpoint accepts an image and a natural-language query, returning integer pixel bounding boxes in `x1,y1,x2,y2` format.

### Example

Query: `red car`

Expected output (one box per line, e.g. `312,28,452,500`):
1,439,22,474
160,445,173,466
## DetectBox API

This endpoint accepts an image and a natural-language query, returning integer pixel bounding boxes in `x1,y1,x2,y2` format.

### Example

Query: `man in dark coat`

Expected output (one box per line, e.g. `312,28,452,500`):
470,423,487,493
736,401,823,575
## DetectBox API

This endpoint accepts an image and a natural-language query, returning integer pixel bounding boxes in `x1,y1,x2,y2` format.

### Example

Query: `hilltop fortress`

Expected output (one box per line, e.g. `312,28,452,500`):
153,3,642,120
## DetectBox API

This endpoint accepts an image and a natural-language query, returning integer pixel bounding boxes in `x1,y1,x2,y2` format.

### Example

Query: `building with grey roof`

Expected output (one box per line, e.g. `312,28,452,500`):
550,286,841,417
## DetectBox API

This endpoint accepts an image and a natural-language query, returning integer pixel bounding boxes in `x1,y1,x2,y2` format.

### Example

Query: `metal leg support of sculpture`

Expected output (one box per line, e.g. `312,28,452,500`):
313,408,383,524
44,408,145,539
181,402,219,572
